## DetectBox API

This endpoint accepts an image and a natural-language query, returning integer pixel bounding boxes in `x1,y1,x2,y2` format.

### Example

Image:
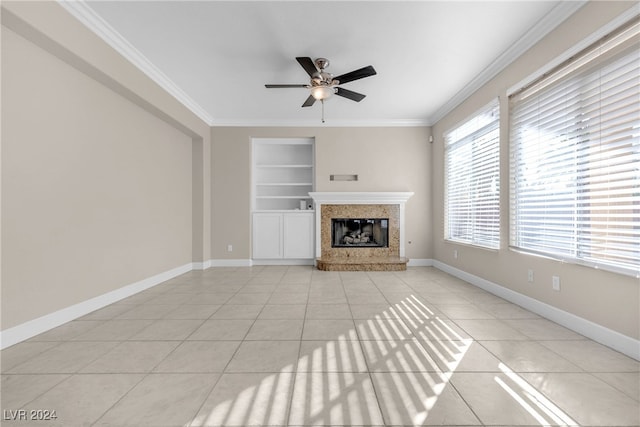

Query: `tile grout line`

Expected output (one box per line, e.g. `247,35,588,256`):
95,269,254,427
3,266,638,426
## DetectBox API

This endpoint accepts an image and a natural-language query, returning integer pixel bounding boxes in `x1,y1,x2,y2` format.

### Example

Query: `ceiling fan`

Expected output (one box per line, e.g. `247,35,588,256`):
265,57,376,121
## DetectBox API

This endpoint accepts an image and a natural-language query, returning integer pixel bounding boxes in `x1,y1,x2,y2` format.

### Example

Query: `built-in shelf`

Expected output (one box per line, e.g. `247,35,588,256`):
253,138,315,211
252,137,316,262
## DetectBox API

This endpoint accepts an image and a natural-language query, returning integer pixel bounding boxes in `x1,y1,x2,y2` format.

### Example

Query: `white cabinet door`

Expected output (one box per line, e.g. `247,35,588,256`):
283,212,314,259
252,213,283,259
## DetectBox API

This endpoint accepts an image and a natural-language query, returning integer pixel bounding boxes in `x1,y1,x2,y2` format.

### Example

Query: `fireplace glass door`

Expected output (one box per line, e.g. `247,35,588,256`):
331,218,389,248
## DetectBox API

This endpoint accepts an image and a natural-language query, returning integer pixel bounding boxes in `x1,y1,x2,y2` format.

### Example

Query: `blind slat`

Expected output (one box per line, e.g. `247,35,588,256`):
445,99,500,249
510,18,640,277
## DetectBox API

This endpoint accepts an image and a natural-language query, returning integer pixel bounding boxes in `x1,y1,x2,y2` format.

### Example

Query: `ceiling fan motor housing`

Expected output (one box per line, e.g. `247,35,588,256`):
315,58,330,70
312,58,336,86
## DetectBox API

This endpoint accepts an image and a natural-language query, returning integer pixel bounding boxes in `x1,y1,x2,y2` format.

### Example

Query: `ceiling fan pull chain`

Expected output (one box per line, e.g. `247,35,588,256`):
321,99,325,123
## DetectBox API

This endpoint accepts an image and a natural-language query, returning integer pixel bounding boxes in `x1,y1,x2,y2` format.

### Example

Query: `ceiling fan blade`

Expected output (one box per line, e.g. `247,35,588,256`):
302,94,316,107
336,87,366,102
334,65,377,85
296,57,318,77
265,84,307,88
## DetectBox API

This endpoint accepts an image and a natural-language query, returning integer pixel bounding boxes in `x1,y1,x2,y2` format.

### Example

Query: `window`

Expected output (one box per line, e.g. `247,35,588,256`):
509,16,640,276
445,99,500,249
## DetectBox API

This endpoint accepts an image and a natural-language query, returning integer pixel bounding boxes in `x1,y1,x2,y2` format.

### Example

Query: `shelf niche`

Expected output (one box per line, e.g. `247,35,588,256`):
252,137,315,211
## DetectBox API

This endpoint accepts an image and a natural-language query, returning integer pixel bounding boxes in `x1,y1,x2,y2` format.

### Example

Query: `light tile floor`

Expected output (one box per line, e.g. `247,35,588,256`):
1,266,638,426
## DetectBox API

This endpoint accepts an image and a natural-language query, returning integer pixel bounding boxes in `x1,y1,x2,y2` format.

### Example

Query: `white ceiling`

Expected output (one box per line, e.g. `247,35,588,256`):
70,1,583,127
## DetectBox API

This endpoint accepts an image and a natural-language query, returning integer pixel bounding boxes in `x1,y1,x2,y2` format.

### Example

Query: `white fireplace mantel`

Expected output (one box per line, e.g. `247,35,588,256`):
308,192,414,259
308,192,414,205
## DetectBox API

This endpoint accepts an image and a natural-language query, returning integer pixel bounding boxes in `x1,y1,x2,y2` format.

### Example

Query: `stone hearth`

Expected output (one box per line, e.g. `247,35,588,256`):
309,192,414,271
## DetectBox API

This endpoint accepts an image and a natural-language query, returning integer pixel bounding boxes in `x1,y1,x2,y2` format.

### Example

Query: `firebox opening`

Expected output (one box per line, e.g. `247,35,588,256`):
331,218,389,248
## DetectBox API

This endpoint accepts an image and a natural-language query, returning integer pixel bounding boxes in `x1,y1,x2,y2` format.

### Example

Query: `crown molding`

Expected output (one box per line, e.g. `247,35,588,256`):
55,0,431,129
508,5,640,96
428,0,587,126
57,0,585,130
210,118,431,127
57,0,215,126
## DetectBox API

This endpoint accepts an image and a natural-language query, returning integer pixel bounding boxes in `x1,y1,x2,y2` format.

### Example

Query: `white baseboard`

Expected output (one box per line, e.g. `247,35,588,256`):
209,259,252,267
432,260,640,361
407,258,434,267
251,259,315,266
6,257,636,361
192,260,212,270
0,263,193,350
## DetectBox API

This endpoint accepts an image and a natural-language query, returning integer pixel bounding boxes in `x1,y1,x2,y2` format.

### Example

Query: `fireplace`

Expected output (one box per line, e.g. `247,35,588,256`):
309,192,414,271
332,218,389,248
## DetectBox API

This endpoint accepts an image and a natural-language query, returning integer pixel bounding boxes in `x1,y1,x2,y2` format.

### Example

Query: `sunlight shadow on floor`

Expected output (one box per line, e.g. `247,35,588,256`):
188,293,574,426
495,363,578,426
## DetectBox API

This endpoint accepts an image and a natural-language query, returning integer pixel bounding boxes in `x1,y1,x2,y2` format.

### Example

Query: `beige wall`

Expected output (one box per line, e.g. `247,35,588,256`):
3,0,636,348
431,1,639,340
211,126,432,261
1,2,211,331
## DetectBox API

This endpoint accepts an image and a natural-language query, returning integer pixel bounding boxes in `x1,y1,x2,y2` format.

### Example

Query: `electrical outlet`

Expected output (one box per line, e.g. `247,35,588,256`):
552,275,561,291
454,250,458,259
527,269,534,283
227,244,233,252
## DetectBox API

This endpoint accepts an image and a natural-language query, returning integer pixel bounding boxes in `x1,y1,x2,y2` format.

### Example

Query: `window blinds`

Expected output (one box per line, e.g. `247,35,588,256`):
509,16,640,276
445,99,500,249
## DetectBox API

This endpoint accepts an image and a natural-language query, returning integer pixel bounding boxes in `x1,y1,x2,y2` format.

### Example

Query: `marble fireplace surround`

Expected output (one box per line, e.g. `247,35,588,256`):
309,192,414,270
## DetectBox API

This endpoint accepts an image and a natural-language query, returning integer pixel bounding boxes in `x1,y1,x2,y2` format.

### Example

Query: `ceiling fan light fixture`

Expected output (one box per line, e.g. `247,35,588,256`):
311,86,335,100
